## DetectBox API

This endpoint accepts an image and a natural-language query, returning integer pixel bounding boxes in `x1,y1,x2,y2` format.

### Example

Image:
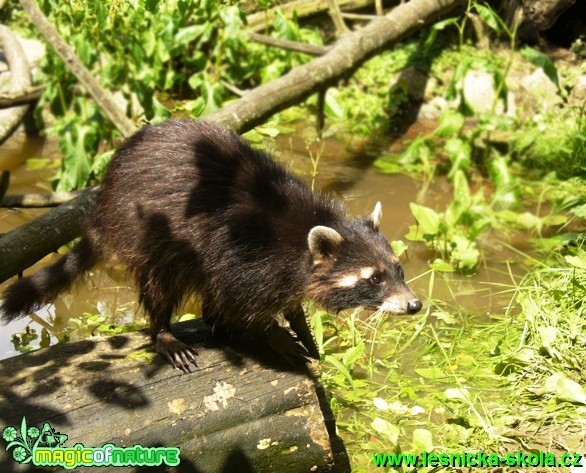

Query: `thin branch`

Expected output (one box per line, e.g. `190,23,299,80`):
0,85,45,109
247,32,330,56
19,0,136,137
1,190,83,208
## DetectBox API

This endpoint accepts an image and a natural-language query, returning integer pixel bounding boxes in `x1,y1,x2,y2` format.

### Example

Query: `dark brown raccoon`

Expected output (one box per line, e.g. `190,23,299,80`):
0,120,422,371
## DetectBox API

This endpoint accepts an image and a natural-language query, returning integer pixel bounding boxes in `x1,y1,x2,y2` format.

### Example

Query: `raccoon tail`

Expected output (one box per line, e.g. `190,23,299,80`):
0,238,97,323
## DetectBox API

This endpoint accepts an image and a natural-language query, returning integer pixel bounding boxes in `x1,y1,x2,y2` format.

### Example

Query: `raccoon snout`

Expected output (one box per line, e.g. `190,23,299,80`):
407,299,423,314
379,296,423,315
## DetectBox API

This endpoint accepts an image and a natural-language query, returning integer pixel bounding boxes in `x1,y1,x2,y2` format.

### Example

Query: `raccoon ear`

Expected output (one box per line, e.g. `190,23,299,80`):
369,201,382,231
308,226,343,263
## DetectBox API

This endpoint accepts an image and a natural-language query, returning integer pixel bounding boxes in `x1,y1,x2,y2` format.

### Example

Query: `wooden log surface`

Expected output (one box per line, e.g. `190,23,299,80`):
0,318,350,473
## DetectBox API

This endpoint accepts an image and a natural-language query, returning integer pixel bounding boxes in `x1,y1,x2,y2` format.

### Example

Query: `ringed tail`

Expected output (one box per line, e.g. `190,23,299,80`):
0,238,96,323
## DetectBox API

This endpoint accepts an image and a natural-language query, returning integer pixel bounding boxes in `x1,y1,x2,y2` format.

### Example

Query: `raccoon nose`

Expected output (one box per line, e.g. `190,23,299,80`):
407,299,422,314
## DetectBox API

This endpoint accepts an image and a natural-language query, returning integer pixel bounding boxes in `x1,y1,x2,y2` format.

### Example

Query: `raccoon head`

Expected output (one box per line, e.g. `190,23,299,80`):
307,202,422,315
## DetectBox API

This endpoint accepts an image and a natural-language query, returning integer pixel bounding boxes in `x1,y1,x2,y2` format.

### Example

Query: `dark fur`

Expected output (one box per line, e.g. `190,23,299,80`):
1,120,420,368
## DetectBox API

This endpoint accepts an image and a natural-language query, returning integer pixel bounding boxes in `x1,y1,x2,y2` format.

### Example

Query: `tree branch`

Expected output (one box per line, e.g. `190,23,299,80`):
18,0,136,138
0,0,466,283
0,25,32,145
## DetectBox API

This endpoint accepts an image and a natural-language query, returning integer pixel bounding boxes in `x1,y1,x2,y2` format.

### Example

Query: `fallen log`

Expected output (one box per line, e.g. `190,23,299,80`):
0,187,99,281
0,0,466,283
0,319,350,473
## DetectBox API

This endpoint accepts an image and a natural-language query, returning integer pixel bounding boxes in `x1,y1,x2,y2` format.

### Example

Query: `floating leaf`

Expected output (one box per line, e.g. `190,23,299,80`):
371,417,400,445
445,387,470,401
412,428,434,451
429,259,455,272
414,367,444,379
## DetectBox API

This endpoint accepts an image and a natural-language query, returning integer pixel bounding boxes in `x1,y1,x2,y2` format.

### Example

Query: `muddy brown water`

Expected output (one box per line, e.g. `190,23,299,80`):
0,131,525,361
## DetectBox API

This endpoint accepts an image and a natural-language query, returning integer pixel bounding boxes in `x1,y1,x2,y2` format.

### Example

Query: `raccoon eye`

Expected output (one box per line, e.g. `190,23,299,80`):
370,274,382,285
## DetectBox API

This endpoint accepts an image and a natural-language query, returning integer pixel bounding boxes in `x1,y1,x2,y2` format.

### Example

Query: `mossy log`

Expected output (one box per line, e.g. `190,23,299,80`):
0,318,350,473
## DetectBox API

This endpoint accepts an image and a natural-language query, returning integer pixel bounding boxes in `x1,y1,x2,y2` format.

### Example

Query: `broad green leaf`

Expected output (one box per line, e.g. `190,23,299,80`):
520,47,560,89
445,387,470,401
429,259,455,272
433,109,465,138
371,417,400,445
324,89,346,121
412,428,434,451
565,253,586,270
447,170,471,225
414,367,444,379
390,240,408,257
544,373,586,404
342,342,364,369
474,4,507,35
410,203,441,235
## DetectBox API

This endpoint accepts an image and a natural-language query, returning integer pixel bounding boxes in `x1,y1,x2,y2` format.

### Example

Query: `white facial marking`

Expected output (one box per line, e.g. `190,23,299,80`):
335,274,359,288
379,298,405,315
360,267,376,279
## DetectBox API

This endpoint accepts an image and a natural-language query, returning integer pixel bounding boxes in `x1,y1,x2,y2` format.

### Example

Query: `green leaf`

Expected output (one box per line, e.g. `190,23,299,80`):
325,355,355,388
474,4,507,35
433,110,464,138
310,311,325,355
414,367,444,379
371,417,400,445
446,170,471,225
429,258,454,272
390,240,408,257
412,428,434,451
342,342,364,369
544,373,586,404
565,253,586,270
410,203,441,235
488,155,520,209
520,47,560,89
324,89,346,121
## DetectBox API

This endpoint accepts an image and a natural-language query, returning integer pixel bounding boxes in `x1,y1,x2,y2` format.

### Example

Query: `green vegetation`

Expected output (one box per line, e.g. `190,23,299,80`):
5,1,586,471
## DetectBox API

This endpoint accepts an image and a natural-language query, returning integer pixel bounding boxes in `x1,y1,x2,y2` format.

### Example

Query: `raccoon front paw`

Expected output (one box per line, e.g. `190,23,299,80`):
155,331,199,373
266,326,310,367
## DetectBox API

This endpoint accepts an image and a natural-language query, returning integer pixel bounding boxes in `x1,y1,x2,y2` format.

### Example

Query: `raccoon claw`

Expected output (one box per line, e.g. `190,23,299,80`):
266,327,310,367
156,331,198,373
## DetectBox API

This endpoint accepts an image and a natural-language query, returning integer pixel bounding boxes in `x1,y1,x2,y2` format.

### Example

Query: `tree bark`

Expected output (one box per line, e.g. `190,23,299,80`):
0,187,99,281
246,0,382,32
0,0,466,283
0,25,32,145
0,190,83,208
18,0,136,138
0,85,44,109
498,0,576,42
0,319,350,473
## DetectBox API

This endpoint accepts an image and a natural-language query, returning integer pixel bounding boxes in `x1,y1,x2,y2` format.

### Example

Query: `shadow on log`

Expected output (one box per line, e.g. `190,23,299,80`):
0,319,350,473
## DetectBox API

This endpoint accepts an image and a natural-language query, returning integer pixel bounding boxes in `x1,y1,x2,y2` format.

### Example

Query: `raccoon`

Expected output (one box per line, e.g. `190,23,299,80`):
0,120,422,371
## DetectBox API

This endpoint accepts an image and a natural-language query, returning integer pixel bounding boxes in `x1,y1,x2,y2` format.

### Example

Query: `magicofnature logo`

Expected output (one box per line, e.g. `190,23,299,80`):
3,417,180,469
